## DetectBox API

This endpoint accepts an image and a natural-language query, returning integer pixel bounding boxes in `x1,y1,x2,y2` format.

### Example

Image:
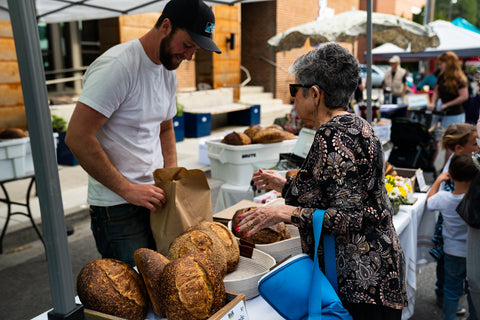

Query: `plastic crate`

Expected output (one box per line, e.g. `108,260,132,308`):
206,138,296,185
227,104,261,126
184,112,211,138
0,133,58,181
173,115,184,142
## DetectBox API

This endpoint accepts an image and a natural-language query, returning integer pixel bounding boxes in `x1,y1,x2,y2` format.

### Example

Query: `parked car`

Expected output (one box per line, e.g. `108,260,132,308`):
360,64,385,88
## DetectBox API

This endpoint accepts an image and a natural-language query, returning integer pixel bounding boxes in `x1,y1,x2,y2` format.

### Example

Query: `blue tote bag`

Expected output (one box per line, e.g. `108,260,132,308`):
257,209,352,320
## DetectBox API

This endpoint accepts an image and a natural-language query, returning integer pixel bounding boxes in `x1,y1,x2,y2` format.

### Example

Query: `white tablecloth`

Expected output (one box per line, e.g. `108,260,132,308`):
35,192,436,320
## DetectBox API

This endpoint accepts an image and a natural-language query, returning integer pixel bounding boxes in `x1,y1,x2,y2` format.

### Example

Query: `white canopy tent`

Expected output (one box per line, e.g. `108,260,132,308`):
0,0,267,23
2,1,266,319
372,19,480,61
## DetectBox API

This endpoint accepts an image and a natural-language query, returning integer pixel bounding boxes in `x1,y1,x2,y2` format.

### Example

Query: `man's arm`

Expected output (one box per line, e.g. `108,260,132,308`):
160,119,177,168
65,102,166,210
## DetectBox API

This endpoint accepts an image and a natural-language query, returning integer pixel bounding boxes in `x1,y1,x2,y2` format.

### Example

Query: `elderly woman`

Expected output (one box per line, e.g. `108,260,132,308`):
237,43,407,320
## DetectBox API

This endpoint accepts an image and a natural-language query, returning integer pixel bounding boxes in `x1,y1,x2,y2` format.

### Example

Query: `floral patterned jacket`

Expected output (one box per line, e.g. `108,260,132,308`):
282,113,407,309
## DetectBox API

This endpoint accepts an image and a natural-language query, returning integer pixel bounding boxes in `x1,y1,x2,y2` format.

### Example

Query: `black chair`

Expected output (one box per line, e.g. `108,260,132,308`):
387,118,437,178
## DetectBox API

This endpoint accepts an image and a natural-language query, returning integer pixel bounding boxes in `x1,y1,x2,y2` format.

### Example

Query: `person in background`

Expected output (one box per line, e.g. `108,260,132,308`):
237,43,407,320
382,55,407,104
354,76,365,103
65,0,221,266
426,153,479,320
417,68,440,92
429,123,478,315
428,51,468,133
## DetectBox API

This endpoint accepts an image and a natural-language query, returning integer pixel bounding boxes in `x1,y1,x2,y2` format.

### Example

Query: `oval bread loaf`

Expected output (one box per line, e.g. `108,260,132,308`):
134,248,170,317
187,221,240,273
77,258,148,320
167,229,228,277
160,252,226,320
221,131,251,145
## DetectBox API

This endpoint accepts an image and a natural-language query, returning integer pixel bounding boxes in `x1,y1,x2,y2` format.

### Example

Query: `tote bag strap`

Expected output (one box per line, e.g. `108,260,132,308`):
308,209,338,318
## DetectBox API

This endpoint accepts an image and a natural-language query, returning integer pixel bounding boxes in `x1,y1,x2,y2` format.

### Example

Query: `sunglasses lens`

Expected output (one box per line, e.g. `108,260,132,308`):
290,84,298,97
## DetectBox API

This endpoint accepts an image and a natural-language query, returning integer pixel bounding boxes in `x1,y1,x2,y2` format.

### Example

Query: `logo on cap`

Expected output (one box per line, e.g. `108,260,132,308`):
205,22,215,34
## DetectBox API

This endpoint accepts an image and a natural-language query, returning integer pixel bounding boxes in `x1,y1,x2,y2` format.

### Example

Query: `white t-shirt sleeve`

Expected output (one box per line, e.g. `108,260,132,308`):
79,57,131,118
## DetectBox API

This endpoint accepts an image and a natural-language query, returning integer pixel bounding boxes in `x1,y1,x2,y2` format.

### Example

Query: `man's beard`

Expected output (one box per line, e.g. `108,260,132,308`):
159,32,182,71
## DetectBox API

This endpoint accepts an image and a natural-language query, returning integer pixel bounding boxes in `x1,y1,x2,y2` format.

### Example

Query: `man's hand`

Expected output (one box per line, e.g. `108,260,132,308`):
121,183,166,212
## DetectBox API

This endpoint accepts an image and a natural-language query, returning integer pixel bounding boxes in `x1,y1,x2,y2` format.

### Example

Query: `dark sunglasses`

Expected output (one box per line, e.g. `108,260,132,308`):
289,84,312,98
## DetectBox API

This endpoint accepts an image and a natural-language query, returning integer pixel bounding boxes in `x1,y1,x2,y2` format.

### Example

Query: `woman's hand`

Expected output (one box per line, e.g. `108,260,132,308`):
251,169,287,193
236,204,295,236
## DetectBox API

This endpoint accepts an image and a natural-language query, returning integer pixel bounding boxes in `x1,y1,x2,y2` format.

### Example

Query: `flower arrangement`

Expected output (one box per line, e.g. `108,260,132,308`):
385,175,413,212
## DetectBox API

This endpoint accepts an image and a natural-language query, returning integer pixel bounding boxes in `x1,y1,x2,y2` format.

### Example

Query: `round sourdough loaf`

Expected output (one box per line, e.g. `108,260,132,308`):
221,131,251,145
168,229,228,277
187,221,240,273
232,207,291,244
134,248,170,318
243,125,263,140
77,258,148,320
160,252,226,320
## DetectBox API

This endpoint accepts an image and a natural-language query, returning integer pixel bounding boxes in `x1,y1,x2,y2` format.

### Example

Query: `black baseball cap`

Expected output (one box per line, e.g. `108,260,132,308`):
162,0,221,54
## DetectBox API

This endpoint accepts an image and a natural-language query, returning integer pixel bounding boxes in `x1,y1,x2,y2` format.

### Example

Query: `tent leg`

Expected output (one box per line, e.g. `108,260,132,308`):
7,0,83,318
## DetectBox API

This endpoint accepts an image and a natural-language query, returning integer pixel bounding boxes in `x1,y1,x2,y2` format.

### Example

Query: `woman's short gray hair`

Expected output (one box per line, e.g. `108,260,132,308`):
289,42,360,109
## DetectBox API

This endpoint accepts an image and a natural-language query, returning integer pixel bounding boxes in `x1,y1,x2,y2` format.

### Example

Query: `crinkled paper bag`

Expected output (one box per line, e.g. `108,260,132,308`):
151,167,213,255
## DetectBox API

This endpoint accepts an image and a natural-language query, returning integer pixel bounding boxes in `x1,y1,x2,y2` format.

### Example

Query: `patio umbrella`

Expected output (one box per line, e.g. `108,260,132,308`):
268,10,440,53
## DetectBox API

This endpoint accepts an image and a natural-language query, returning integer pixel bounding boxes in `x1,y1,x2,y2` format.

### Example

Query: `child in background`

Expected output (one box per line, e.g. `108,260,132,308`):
430,123,479,311
427,153,479,320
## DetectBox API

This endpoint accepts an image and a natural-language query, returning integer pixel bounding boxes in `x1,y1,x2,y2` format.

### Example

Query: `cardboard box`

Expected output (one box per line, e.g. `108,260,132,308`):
84,291,246,320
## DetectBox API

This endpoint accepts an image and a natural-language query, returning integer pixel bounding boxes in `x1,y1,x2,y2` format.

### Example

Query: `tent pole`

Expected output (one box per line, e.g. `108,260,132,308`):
7,0,83,319
366,0,373,123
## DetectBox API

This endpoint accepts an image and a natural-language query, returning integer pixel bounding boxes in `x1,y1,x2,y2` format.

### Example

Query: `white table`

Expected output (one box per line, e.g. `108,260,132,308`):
35,193,435,320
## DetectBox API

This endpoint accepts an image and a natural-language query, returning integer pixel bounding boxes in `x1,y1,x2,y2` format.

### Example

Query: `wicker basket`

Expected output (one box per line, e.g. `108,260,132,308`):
223,248,275,300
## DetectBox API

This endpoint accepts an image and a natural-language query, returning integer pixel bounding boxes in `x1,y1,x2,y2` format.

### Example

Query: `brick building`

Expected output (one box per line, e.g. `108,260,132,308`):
0,0,427,129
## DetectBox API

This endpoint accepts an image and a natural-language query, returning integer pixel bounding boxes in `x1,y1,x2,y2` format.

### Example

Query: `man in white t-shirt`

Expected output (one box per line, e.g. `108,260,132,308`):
65,0,221,266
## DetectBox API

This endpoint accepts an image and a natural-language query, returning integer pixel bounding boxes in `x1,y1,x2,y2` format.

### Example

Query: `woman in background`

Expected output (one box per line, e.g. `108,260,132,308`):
428,51,468,135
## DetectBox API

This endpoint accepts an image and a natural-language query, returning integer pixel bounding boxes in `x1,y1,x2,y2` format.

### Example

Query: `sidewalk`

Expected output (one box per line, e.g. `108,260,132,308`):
0,104,292,252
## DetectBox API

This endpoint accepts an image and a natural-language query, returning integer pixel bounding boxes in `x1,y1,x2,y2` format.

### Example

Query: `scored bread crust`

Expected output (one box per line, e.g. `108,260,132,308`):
134,248,170,317
167,229,228,277
187,221,240,273
76,258,148,320
160,252,226,320
252,128,296,144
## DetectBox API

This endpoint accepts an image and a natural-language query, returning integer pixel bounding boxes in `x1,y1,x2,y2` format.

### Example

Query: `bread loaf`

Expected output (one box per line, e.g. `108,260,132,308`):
77,258,148,320
161,252,226,320
243,125,263,140
221,131,251,145
168,229,228,277
187,221,240,273
134,248,170,317
252,127,296,144
0,128,28,139
231,207,291,244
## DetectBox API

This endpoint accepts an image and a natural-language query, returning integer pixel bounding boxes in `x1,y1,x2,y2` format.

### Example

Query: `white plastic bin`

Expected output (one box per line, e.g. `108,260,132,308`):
206,138,296,185
0,133,58,181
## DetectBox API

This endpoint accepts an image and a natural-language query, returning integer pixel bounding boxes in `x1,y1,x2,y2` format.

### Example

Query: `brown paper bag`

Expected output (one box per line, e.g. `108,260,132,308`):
151,167,213,255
